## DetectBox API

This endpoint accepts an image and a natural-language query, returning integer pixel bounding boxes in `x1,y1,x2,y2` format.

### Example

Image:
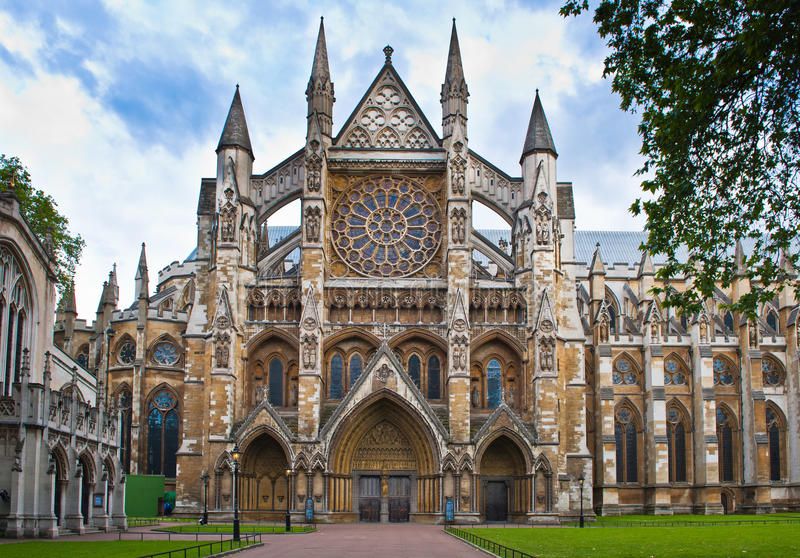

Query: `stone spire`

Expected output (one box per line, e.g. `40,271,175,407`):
589,243,606,276
217,85,253,158
135,242,149,302
441,18,469,139
60,280,77,315
521,90,557,161
734,239,746,276
107,264,119,306
306,17,334,138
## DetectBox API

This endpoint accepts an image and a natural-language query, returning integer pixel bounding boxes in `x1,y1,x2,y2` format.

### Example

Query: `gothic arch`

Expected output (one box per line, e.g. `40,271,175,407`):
471,328,526,355
112,333,136,365
146,333,183,367
245,326,299,352
474,428,533,474
327,390,442,475
324,327,381,352
78,449,97,484
388,328,447,353
50,444,70,482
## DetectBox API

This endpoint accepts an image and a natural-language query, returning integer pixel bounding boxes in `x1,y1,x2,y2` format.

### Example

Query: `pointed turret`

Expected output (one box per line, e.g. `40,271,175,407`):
589,243,606,276
58,281,78,351
135,242,149,302
441,19,469,139
521,90,557,161
734,240,746,276
106,264,119,306
637,251,654,278
306,17,334,138
59,280,78,316
217,86,253,158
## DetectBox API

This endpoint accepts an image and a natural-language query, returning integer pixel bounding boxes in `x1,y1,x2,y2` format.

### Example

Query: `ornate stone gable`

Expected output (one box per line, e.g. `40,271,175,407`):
335,65,440,150
473,403,537,447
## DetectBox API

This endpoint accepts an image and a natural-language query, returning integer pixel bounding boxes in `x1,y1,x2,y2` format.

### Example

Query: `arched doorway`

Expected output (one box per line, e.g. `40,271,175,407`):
78,454,94,526
238,432,290,513
328,396,439,522
479,435,527,522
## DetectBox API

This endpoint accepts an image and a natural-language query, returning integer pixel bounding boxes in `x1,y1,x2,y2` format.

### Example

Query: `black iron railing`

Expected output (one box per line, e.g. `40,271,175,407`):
445,526,533,558
136,532,261,558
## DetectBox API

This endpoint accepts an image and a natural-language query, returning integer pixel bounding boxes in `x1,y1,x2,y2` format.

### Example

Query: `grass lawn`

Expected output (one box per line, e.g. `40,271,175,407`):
453,523,800,558
594,512,800,525
0,540,214,558
159,523,313,534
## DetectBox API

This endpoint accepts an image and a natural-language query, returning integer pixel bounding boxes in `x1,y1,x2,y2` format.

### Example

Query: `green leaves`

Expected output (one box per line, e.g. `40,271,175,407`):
0,155,84,293
564,0,800,317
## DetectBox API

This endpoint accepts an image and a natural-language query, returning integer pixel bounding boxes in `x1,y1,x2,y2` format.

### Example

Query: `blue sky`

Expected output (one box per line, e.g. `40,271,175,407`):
0,0,644,317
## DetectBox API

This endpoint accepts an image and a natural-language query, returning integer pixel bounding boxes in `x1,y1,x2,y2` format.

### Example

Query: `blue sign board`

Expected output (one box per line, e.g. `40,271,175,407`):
445,497,455,522
305,497,314,522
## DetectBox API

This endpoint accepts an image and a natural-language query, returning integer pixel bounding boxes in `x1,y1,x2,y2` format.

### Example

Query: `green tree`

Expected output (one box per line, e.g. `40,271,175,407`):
0,154,84,292
562,0,800,316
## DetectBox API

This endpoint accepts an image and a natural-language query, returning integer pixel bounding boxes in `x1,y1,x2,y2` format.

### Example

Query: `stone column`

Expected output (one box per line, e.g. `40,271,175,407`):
644,339,671,514
691,343,722,514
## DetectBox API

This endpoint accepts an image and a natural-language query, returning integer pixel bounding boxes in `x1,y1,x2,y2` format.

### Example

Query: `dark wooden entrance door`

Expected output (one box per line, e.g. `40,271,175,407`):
388,476,411,522
485,481,508,522
359,476,381,522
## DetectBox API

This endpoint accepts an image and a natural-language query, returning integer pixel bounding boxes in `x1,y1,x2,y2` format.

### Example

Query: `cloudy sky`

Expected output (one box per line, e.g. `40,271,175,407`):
0,0,644,318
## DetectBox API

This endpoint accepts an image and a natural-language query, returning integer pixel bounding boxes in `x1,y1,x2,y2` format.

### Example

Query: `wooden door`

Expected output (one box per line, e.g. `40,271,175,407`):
485,481,508,522
359,476,381,522
388,476,411,522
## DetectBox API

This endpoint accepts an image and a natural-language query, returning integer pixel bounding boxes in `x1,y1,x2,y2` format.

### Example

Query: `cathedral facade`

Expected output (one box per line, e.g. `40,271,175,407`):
53,20,799,523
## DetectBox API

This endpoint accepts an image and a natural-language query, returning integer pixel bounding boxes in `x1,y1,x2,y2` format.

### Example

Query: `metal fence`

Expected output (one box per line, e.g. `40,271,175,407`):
445,526,533,558
136,533,262,558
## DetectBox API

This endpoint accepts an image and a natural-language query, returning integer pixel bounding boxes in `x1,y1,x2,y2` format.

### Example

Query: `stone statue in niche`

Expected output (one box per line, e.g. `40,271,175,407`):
599,316,610,344
255,385,269,404
451,208,466,244
535,215,551,246
539,337,554,371
450,144,466,195
302,334,317,369
289,380,298,407
470,385,479,408
306,153,322,192
305,206,321,242
224,156,238,192
220,208,235,242
650,321,660,343
749,321,759,348
215,333,230,368
699,317,709,343
452,342,467,370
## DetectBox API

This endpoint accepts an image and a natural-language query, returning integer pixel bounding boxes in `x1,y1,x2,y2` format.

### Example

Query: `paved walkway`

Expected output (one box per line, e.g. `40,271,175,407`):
243,524,485,558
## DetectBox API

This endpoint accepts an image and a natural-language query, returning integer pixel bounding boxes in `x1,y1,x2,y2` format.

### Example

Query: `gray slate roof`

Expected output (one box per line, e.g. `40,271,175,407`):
217,86,253,156
521,91,557,159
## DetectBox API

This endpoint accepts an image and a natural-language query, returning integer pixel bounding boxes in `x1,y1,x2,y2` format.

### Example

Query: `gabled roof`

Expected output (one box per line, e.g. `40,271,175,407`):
333,55,441,149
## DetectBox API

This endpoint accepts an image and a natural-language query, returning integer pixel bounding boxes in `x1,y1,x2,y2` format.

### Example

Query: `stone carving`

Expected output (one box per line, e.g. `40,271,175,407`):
749,320,759,348
224,156,238,192
599,314,610,344
353,421,416,471
302,334,318,368
535,214,551,246
451,207,467,244
376,363,392,383
650,321,660,343
305,152,322,192
215,333,230,368
255,385,269,404
452,336,468,370
699,316,709,343
220,205,236,242
305,206,321,242
449,148,466,195
539,337,555,372
471,386,480,408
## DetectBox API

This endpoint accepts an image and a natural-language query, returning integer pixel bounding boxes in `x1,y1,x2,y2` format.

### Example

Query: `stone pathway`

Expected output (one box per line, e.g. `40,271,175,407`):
242,523,485,558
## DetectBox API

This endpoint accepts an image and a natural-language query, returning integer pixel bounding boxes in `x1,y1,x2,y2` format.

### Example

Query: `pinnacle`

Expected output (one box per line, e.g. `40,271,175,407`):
217,86,253,157
521,90,557,161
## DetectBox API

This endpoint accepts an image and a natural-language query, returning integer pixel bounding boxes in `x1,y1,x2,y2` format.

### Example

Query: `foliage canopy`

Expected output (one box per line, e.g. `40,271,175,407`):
562,0,800,316
0,154,84,292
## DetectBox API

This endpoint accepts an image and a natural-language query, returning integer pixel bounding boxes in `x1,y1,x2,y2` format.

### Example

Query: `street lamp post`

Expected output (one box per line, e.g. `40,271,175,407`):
200,471,209,525
230,445,241,541
285,468,292,532
578,474,585,528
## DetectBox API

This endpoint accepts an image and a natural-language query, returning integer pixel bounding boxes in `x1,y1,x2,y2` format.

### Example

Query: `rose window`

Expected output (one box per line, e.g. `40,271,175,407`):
331,176,442,278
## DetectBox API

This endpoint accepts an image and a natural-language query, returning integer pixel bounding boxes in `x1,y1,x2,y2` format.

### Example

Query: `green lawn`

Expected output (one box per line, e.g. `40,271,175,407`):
451,523,800,558
0,541,212,558
594,512,800,525
159,523,313,534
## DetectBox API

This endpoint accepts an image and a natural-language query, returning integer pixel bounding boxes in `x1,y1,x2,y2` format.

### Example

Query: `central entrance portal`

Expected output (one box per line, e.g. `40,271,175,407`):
358,476,381,522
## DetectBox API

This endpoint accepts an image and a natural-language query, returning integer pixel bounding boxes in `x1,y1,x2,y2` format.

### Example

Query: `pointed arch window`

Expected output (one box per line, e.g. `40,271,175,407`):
427,355,441,399
765,310,779,333
666,406,687,482
268,358,284,407
607,304,617,335
75,344,90,370
408,354,421,389
1,247,30,396
117,388,132,474
330,354,344,399
723,312,735,334
766,406,784,482
147,389,179,477
713,356,736,386
664,355,688,385
615,406,638,483
716,407,736,482
613,355,639,385
486,359,502,409
761,356,785,387
349,354,363,387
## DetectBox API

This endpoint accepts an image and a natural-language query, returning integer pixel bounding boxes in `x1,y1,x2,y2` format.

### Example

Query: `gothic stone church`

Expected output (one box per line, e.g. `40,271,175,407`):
53,20,800,522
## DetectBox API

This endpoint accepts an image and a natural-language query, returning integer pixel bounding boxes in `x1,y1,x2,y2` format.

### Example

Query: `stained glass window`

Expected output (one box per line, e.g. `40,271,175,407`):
330,176,442,278
713,357,735,386
615,407,638,483
664,356,688,385
268,358,283,407
408,355,421,389
762,357,784,387
76,350,89,369
766,311,779,333
487,359,502,409
153,341,179,366
613,356,638,385
118,388,132,474
350,354,362,387
427,356,440,399
767,407,782,481
147,389,178,477
667,406,687,482
330,354,344,399
716,407,735,482
118,341,136,365
723,312,734,334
